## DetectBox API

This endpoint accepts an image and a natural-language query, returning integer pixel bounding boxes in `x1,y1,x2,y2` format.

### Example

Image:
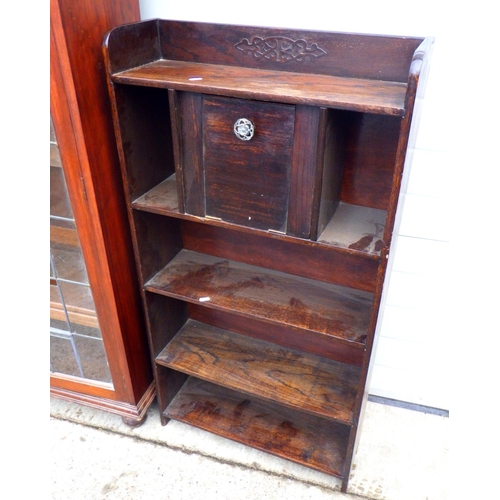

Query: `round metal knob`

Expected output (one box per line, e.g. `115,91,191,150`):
233,118,255,141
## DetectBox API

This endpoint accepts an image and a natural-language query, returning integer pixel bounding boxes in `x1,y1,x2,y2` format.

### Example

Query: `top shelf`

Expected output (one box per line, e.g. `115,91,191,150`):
105,19,431,116
112,59,407,115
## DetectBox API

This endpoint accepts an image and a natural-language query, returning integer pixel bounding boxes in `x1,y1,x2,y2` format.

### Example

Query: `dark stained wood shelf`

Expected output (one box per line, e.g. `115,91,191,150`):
165,377,350,477
112,59,407,116
132,174,386,257
318,203,387,255
131,174,179,213
145,250,374,345
157,319,361,424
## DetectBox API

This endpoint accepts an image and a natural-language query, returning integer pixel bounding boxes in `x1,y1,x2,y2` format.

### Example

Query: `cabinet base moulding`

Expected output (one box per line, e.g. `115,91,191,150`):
50,380,156,427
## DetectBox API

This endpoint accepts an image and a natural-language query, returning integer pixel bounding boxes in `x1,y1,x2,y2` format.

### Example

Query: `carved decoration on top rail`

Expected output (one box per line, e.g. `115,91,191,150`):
235,36,327,63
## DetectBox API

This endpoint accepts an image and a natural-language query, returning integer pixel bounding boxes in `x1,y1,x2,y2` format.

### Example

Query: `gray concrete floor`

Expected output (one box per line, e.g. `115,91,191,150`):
50,397,449,499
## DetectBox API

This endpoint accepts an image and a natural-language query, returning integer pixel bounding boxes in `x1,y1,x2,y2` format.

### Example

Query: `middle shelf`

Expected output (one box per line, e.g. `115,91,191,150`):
157,319,361,424
144,249,374,345
132,174,387,257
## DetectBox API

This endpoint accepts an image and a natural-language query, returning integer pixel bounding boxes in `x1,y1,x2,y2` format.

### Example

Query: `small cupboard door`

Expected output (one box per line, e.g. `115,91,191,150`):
203,96,295,231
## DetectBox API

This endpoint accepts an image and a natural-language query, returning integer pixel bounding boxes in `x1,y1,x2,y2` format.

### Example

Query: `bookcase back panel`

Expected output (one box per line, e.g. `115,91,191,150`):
340,113,401,210
158,20,423,82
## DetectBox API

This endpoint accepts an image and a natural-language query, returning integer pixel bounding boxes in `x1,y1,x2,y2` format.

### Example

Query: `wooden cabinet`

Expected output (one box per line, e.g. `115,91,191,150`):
103,19,432,490
50,0,155,425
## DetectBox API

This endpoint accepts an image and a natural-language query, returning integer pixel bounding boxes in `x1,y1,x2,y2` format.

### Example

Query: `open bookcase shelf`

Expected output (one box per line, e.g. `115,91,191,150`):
112,59,408,115
157,319,360,424
133,174,387,257
165,377,350,478
104,19,432,492
146,249,373,345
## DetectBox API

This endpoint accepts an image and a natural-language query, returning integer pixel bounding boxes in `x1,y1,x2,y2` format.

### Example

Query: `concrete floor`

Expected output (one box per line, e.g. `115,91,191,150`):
50,397,448,499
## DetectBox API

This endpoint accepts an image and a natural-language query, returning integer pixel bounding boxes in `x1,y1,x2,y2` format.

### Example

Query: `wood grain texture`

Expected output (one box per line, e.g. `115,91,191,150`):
176,92,205,216
112,85,175,203
382,38,434,244
131,211,183,284
340,113,401,210
50,280,98,329
51,0,153,406
158,320,360,423
313,109,347,239
128,138,392,256
317,203,387,256
132,174,179,212
145,250,373,343
158,20,422,82
132,180,382,289
189,304,365,367
104,18,434,489
166,377,350,477
51,379,156,425
112,59,407,115
286,105,323,238
339,39,434,494
181,220,379,292
50,223,80,248
104,18,160,74
203,96,295,230
132,176,386,258
168,90,186,213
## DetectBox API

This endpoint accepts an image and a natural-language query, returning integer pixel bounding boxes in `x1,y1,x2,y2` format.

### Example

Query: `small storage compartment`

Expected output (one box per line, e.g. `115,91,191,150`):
171,92,346,239
203,96,295,231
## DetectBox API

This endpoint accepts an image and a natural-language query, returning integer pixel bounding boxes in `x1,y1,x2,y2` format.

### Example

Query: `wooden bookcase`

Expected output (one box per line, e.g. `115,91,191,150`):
103,19,433,491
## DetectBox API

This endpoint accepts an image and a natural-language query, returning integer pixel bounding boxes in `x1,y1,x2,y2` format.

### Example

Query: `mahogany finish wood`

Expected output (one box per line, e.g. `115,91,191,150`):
166,377,350,478
103,19,433,490
50,0,154,425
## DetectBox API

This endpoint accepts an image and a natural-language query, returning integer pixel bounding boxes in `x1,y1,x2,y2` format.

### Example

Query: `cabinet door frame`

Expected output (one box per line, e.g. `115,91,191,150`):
50,0,154,424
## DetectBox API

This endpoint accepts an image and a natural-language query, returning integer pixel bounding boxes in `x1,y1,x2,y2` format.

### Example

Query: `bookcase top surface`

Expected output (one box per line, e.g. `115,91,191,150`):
112,59,407,115
104,19,431,115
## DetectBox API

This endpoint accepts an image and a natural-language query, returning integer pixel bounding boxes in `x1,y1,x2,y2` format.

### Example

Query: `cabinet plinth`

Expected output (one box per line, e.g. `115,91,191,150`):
104,19,432,492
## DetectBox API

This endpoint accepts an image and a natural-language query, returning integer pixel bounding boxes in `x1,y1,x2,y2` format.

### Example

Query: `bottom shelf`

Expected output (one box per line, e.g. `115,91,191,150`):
165,377,350,478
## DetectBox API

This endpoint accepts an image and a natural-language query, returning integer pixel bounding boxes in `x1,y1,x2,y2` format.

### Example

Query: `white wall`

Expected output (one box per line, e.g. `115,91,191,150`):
137,1,498,411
